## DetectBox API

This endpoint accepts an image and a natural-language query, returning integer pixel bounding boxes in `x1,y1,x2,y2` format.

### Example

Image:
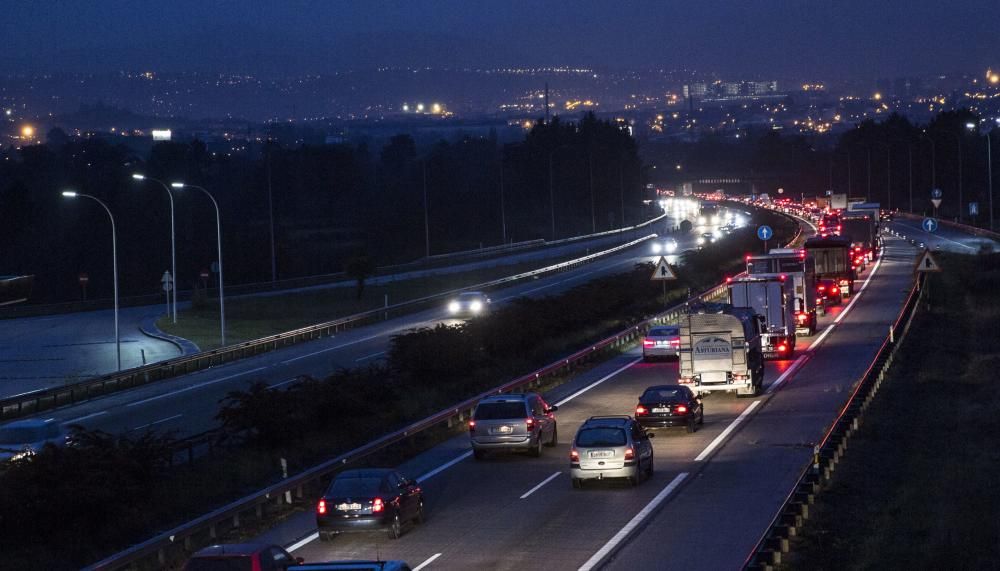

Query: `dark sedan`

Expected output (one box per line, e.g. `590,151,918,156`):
317,469,424,541
634,385,704,433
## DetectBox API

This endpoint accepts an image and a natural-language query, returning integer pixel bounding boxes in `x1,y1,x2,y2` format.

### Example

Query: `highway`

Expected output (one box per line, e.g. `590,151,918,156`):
236,233,918,570
887,216,999,253
15,206,745,441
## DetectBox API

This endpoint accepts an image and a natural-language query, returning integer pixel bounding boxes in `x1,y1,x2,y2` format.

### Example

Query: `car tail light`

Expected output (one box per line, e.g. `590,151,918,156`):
797,313,808,322
643,339,655,347
635,405,648,416
726,276,732,283
317,499,327,515
675,405,688,413
468,420,476,433
624,448,635,460
671,339,680,347
525,417,535,431
570,448,580,462
778,344,789,353
831,286,839,293
372,498,384,513
817,285,825,291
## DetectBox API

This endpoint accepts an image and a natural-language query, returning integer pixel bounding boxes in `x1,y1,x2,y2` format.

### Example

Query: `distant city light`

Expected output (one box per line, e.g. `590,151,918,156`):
873,92,882,101
4,109,11,116
416,103,425,112
991,73,1000,85
431,103,442,114
20,125,34,138
151,129,172,141
402,104,409,112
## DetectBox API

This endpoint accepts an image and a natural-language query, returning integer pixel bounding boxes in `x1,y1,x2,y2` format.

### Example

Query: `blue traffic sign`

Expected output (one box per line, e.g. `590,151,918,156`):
922,218,939,233
757,225,774,241
931,188,943,199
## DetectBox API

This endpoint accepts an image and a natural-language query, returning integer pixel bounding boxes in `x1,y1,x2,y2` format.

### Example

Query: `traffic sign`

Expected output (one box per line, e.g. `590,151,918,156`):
78,273,89,284
756,225,773,241
922,218,938,233
931,198,942,209
970,202,979,216
931,188,943,199
914,250,941,273
161,271,174,292
650,257,678,281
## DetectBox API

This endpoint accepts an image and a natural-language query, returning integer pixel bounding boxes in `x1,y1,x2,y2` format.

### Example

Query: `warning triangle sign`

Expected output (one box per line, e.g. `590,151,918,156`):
914,250,942,273
651,256,678,280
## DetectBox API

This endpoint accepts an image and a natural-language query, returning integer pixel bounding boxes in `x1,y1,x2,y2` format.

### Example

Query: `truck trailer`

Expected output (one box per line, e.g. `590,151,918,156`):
804,236,854,300
678,303,765,397
746,249,817,335
727,276,797,359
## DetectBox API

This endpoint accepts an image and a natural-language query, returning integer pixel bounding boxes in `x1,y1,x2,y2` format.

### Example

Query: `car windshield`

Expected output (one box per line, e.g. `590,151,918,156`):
576,427,627,447
458,293,482,301
474,402,526,420
184,559,253,571
0,426,46,444
327,476,383,497
642,388,684,402
648,327,678,337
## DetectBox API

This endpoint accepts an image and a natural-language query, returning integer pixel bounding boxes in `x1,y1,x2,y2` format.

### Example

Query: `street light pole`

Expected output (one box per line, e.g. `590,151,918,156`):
422,163,431,258
172,183,226,347
132,174,177,323
548,153,556,240
989,132,995,231
62,191,120,371
588,149,596,233
499,158,507,244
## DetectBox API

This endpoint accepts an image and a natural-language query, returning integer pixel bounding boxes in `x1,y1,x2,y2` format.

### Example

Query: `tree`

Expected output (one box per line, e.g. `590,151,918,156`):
344,255,376,300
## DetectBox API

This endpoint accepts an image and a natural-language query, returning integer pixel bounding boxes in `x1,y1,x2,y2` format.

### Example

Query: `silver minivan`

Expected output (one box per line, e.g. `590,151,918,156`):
469,393,558,459
570,416,654,487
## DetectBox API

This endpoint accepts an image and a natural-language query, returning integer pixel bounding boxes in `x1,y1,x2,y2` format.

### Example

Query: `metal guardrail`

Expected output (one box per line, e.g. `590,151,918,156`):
743,264,925,569
0,234,658,422
85,207,798,571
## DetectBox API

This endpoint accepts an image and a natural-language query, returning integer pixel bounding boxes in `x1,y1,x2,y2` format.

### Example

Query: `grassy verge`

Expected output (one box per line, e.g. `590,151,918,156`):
785,252,1000,570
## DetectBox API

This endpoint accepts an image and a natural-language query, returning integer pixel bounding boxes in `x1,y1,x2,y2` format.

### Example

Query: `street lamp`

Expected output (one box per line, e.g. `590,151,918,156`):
171,182,226,347
62,190,120,371
132,174,177,323
968,122,995,231
548,144,575,240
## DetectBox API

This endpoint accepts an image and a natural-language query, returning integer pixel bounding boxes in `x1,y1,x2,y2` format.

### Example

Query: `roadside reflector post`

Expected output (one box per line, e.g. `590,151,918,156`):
889,324,894,344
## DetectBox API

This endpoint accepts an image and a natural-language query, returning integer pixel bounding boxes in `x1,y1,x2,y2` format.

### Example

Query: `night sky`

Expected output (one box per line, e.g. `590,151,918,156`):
3,0,998,79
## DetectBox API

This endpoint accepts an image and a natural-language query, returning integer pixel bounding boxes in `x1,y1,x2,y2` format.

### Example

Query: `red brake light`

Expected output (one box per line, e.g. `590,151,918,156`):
817,285,825,291
570,448,580,462
797,313,808,322
745,254,752,262
778,344,789,352
468,420,476,433
643,339,655,347
726,276,732,283
526,417,535,431
831,286,838,293
636,405,648,416
675,405,688,413
317,499,327,515
372,498,384,513
624,448,635,460
779,274,786,281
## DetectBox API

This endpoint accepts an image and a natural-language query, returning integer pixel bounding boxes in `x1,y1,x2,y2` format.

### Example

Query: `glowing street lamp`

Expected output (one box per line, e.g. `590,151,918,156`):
171,182,226,347
132,174,178,323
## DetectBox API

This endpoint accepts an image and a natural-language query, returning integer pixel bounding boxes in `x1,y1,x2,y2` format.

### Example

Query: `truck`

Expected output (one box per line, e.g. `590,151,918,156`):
678,302,765,397
839,214,880,266
746,248,817,335
727,276,797,359
804,236,854,300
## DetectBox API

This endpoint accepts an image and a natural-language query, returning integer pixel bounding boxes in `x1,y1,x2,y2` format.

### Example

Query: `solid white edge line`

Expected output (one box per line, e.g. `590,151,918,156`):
808,323,836,350
413,553,443,571
553,357,642,407
833,249,884,324
577,472,689,571
764,355,807,395
125,366,268,407
417,450,473,483
694,400,761,462
64,410,108,424
354,351,387,362
286,531,318,552
268,377,301,390
132,413,183,431
520,471,562,499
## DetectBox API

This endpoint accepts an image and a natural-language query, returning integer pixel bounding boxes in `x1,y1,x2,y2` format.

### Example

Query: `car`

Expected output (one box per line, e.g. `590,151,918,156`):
570,415,654,488
696,232,714,246
0,418,69,463
650,238,678,255
290,562,411,571
469,393,558,459
816,278,842,306
316,469,424,541
447,291,491,317
642,325,681,360
634,385,704,433
183,543,302,571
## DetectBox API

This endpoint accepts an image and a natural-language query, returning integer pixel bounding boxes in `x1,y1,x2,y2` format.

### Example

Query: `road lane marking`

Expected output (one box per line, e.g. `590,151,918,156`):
553,357,643,407
125,367,267,407
577,472,689,571
64,410,108,424
417,450,473,483
132,413,183,431
694,400,761,462
808,246,887,351
268,377,301,389
280,333,384,364
520,471,561,499
808,323,836,350
286,532,318,552
893,221,976,250
354,350,386,362
413,553,443,571
765,355,808,394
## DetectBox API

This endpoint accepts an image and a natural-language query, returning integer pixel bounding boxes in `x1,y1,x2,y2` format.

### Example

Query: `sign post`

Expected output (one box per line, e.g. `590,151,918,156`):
931,188,942,218
161,271,174,317
78,272,89,301
650,256,678,306
757,224,773,253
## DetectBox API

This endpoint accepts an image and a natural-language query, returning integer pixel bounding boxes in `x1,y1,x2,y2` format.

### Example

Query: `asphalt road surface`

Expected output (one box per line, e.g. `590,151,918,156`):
887,217,999,254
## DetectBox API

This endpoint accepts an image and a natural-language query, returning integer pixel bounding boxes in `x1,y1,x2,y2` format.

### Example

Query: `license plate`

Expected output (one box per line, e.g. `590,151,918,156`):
656,341,668,347
589,450,613,459
337,503,362,511
652,407,670,413
491,425,513,435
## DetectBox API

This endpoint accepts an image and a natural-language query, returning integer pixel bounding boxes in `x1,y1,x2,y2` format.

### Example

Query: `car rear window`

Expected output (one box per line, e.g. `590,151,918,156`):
184,559,252,571
641,388,684,402
474,402,526,420
327,476,383,497
648,327,679,336
576,427,627,447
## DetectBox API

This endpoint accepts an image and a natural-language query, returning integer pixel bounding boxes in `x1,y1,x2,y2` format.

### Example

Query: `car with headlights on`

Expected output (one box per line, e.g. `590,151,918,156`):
447,291,491,317
570,416,654,488
650,238,678,256
697,232,714,247
316,469,424,541
642,325,680,360
470,393,558,459
634,385,704,433
0,419,69,464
